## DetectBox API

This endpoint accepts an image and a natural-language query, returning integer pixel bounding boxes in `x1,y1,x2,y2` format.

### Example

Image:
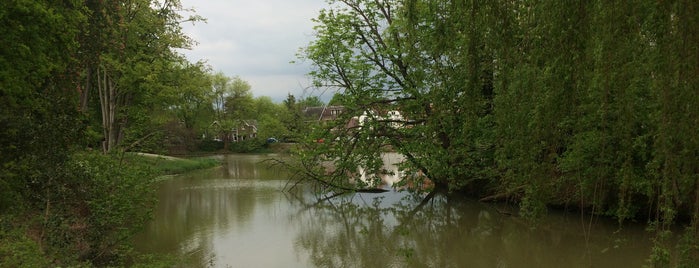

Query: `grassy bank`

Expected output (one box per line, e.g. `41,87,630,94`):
123,153,221,175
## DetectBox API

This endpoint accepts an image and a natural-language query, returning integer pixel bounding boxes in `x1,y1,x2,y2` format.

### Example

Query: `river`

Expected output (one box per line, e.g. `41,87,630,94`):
134,153,654,267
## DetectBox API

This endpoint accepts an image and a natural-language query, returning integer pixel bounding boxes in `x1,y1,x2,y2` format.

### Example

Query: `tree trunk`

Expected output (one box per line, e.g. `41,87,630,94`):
694,177,699,231
97,65,120,153
79,66,92,112
223,133,230,151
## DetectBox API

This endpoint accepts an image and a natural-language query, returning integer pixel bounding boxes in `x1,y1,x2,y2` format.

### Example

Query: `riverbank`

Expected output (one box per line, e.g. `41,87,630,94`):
0,151,222,267
126,152,221,175
170,142,299,156
136,154,660,267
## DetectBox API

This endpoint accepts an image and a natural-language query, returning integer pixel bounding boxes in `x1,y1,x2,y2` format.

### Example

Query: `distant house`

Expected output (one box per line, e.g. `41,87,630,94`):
302,106,407,131
208,120,258,142
385,110,404,129
303,105,345,122
232,120,258,142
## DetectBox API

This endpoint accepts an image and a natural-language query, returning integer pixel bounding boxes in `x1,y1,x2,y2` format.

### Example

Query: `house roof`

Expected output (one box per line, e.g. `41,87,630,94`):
303,105,345,121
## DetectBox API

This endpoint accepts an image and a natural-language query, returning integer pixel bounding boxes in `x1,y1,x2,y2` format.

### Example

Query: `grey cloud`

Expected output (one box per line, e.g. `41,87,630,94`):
179,0,325,101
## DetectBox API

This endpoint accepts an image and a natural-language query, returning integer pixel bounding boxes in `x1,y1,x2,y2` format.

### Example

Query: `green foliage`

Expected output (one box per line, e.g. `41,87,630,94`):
81,0,202,153
281,93,305,141
257,112,288,141
224,76,255,120
0,226,50,268
299,0,699,261
121,153,220,175
227,139,267,153
0,152,162,266
1,2,199,263
0,0,87,217
35,153,158,266
199,140,225,152
299,0,498,192
298,96,325,108
328,93,347,106
1,0,233,266
676,226,699,268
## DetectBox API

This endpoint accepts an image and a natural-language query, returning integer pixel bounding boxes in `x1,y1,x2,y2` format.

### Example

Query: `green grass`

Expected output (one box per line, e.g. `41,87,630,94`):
153,157,220,174
0,226,50,268
122,153,221,175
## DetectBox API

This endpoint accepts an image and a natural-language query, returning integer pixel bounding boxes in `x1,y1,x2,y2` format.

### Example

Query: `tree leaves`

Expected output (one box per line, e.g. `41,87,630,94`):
300,0,699,234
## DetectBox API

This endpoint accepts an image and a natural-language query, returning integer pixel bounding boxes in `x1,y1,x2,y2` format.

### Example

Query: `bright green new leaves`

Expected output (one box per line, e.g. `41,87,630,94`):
1,0,208,265
84,0,200,153
299,0,497,192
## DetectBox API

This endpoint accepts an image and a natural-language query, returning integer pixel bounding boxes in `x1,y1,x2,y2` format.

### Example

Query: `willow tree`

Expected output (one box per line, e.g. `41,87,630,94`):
643,1,699,265
491,0,593,218
299,0,698,262
491,1,698,264
296,0,498,192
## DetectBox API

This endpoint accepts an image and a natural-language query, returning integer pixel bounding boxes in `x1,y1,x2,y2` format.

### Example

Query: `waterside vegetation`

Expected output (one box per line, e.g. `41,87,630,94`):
1,0,697,266
292,0,698,266
0,1,221,266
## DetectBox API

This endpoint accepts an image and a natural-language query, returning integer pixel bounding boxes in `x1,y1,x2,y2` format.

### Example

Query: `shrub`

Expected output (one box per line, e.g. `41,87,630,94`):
30,153,158,266
198,139,224,151
66,153,157,266
0,227,49,268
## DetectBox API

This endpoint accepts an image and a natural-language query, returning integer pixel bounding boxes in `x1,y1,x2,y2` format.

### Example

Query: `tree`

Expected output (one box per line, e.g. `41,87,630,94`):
298,2,699,263
151,60,214,152
209,73,255,149
281,93,304,141
0,0,86,210
298,96,325,108
328,93,347,106
296,0,416,190
211,72,230,122
297,0,497,191
210,72,234,148
1,0,165,265
254,96,288,141
224,76,255,120
81,0,197,153
164,61,213,130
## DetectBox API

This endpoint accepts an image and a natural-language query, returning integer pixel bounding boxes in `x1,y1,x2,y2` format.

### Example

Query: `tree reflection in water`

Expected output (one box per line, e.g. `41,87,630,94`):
136,154,653,267
289,189,652,268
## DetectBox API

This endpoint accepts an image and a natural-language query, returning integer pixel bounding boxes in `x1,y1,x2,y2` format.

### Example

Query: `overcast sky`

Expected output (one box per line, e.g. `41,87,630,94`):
178,0,328,102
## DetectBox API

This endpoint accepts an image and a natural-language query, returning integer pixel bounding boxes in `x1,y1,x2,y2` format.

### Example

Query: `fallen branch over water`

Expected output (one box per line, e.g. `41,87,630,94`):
267,157,391,194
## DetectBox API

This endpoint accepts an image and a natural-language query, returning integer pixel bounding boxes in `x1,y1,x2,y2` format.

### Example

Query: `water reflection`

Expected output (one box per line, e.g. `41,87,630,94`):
290,191,652,268
135,154,653,268
135,154,297,267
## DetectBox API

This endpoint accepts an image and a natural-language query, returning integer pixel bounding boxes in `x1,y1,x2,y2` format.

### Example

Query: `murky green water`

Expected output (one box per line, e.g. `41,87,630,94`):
135,154,654,267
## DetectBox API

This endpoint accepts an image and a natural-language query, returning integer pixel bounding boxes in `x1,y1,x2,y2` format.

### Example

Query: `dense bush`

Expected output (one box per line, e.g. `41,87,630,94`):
69,153,157,265
198,139,225,152
0,152,160,266
0,227,50,268
228,138,267,153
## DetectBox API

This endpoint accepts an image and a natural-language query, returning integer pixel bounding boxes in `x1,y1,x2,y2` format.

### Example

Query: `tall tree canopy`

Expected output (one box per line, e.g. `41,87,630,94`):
1,0,86,210
1,0,210,265
80,0,199,153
